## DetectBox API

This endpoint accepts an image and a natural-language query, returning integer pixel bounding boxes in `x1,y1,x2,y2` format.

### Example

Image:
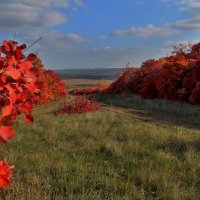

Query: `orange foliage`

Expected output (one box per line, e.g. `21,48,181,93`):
31,58,67,104
72,42,200,104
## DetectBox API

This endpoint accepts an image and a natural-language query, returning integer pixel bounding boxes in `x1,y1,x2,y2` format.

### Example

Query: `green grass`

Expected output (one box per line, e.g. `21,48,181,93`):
1,97,200,199
93,93,200,127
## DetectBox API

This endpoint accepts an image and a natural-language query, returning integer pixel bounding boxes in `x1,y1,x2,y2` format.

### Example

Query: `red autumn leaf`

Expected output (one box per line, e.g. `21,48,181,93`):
0,159,13,189
0,126,15,143
19,61,32,70
9,93,18,105
0,75,6,83
19,44,26,50
7,56,18,66
26,54,37,62
5,66,21,79
24,83,38,93
1,106,13,117
24,114,33,124
21,102,32,114
14,48,23,61
0,116,15,126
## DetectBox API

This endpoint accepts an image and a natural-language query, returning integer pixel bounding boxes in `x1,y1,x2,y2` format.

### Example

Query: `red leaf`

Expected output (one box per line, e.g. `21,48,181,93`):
19,61,32,70
14,48,23,61
0,116,15,126
1,106,13,117
5,66,21,79
26,54,37,62
21,102,32,114
0,159,13,189
19,44,26,50
0,126,15,143
24,114,33,124
24,83,37,93
9,93,18,105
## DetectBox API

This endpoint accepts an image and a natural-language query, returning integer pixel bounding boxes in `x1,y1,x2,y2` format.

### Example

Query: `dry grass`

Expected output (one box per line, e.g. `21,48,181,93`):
63,79,100,89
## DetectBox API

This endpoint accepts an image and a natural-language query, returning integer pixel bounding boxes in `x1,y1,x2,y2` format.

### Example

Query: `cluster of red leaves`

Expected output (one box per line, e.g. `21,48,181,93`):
73,42,200,104
0,159,13,190
0,40,40,190
0,40,66,190
31,58,67,104
54,96,101,115
0,40,39,143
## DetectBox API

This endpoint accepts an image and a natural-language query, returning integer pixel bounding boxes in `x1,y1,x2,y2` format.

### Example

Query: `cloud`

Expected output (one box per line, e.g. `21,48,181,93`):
66,33,92,42
0,0,83,32
104,46,112,50
163,0,200,30
113,24,180,37
171,16,200,30
113,0,200,39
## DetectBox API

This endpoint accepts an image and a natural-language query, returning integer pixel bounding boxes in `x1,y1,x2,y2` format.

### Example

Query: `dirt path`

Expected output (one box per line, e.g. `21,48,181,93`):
102,104,200,131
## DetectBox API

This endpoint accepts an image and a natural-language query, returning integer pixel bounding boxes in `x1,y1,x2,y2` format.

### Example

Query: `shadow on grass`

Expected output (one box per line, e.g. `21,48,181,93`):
91,93,200,131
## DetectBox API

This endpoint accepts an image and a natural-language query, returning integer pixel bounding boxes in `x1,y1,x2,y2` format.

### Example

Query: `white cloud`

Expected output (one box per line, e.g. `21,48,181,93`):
113,0,200,39
0,0,83,32
113,24,180,37
104,46,112,50
163,0,200,30
172,16,200,29
65,33,92,42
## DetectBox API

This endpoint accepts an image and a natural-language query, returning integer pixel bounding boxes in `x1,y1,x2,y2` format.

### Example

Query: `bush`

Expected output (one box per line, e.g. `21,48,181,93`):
54,96,101,115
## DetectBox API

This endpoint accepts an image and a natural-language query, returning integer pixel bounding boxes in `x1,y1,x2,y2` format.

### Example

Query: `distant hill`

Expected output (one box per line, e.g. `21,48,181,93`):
54,68,124,80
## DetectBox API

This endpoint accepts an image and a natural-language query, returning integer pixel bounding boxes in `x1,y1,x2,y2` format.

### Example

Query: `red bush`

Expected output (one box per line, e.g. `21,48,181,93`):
72,85,107,95
70,41,200,104
54,96,101,115
31,58,67,104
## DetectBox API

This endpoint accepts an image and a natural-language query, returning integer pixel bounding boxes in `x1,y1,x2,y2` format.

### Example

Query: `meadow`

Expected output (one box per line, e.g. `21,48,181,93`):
63,79,100,89
1,93,200,200
1,41,200,200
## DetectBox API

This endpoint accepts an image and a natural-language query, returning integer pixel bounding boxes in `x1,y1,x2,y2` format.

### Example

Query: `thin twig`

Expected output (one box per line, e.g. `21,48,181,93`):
24,37,42,52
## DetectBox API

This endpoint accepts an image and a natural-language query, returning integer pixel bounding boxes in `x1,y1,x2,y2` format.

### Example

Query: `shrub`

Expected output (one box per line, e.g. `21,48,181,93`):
54,96,101,115
31,58,67,104
71,41,200,104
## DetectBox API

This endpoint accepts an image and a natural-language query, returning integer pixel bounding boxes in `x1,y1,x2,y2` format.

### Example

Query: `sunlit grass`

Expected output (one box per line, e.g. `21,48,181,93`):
1,97,200,199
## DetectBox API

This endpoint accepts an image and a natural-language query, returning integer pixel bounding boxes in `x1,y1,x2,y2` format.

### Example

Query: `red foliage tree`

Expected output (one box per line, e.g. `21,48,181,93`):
72,41,200,104
31,58,67,104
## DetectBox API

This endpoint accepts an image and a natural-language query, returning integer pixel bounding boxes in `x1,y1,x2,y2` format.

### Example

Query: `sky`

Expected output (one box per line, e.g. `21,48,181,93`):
0,0,200,69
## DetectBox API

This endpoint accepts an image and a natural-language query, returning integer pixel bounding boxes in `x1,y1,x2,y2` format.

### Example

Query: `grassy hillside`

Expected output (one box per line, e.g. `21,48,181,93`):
94,93,200,129
1,97,200,200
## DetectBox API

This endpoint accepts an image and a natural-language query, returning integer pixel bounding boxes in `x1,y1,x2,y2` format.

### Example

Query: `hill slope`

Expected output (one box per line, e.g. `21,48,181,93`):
2,97,200,199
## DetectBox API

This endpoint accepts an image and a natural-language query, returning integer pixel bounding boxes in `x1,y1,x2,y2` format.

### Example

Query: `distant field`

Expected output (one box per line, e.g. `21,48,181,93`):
63,79,102,89
54,68,123,80
64,79,112,89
